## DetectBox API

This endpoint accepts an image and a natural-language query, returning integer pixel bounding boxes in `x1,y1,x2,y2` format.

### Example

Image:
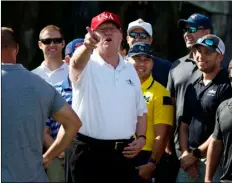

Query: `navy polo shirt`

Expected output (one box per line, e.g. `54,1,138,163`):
152,56,172,87
182,68,232,148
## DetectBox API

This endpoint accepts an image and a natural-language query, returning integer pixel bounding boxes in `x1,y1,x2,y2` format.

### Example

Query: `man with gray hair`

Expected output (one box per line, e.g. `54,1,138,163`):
1,27,82,182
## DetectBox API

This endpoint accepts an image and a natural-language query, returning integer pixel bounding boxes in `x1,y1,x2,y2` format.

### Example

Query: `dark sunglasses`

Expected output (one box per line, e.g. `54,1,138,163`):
40,38,63,45
201,39,222,54
183,27,204,34
129,32,150,39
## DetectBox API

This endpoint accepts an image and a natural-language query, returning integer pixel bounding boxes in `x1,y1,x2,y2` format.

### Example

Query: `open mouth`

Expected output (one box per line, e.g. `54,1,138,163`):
105,38,112,42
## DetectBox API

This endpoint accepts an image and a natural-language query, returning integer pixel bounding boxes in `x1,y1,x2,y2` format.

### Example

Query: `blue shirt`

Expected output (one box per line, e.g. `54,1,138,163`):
46,77,72,139
152,56,172,87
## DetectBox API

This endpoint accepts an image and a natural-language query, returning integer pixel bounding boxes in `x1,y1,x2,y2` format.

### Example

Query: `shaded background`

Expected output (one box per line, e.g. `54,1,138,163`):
2,1,232,70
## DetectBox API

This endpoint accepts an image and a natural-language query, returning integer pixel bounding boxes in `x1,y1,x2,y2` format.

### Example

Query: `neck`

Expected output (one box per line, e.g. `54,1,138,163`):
2,54,16,64
203,67,221,81
97,50,119,68
140,75,150,84
43,56,63,71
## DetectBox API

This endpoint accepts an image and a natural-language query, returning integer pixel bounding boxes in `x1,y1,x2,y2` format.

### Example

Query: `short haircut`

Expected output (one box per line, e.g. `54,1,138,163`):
1,27,17,49
39,25,64,40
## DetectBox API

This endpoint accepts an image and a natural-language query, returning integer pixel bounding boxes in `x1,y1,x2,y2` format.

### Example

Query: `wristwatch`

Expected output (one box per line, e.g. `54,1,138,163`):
191,148,201,159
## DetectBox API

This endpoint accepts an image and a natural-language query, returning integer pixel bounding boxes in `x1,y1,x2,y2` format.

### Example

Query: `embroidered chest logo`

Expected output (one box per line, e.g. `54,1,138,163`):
125,79,134,86
207,89,216,96
144,95,151,102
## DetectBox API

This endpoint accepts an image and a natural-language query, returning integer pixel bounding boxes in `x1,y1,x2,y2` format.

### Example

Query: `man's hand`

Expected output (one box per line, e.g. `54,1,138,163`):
180,150,197,170
122,138,145,158
186,163,199,179
42,154,52,169
83,27,100,50
138,163,156,180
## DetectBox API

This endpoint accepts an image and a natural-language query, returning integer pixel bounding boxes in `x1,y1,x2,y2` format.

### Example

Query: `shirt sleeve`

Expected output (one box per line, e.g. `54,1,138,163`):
166,70,175,98
212,108,223,140
217,83,232,104
153,86,174,126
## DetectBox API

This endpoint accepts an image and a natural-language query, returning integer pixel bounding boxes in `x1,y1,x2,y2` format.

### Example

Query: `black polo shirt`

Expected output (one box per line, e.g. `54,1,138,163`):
213,97,232,182
182,68,232,148
167,54,202,152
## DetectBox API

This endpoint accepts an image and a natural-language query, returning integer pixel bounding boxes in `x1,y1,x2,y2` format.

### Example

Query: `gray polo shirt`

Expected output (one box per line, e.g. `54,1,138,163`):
2,64,66,182
167,55,202,153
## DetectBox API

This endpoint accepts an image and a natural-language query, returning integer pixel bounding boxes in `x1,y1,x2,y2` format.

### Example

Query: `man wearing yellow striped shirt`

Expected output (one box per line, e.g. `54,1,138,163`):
127,42,174,183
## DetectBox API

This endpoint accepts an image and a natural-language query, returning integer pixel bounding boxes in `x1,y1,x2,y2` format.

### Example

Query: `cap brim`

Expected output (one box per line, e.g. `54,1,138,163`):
192,43,216,52
178,19,198,29
127,52,154,59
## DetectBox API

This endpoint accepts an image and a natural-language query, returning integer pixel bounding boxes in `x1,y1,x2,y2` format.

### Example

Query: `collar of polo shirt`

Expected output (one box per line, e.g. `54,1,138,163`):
92,50,127,71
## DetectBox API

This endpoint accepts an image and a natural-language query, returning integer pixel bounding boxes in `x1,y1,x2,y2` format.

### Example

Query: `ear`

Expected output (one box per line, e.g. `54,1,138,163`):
38,41,43,50
16,44,19,55
64,56,70,65
148,37,153,44
217,54,224,63
62,40,65,49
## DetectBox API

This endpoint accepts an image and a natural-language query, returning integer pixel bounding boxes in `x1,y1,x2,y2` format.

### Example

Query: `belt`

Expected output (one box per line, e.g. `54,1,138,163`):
76,133,134,151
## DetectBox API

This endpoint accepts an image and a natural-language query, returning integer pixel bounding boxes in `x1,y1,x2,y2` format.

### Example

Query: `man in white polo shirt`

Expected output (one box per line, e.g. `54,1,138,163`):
68,11,147,183
32,25,68,85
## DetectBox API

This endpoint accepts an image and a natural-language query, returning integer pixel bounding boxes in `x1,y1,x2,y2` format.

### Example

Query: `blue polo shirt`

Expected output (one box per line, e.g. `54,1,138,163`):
46,77,72,139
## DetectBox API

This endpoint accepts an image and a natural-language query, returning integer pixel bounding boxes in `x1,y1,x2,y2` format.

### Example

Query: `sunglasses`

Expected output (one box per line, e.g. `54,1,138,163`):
40,38,63,45
201,39,222,54
183,27,204,34
129,32,150,40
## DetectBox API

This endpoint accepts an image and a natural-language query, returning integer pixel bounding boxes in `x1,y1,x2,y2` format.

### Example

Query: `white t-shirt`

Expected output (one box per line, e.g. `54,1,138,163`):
72,51,147,140
32,61,68,85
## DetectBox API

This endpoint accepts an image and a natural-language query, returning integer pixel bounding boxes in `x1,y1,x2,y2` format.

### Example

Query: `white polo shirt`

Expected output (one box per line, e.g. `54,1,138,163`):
32,61,68,85
72,51,147,140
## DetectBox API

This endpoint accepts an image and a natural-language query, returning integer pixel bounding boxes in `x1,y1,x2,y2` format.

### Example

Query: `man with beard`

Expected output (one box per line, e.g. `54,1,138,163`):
177,34,232,182
166,13,213,182
67,11,148,183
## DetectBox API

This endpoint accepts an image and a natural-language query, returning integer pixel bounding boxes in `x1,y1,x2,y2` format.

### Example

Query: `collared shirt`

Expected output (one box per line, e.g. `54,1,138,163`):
167,54,202,151
46,77,72,139
2,64,66,182
72,50,147,140
213,97,232,182
182,69,232,148
32,61,68,85
142,75,174,151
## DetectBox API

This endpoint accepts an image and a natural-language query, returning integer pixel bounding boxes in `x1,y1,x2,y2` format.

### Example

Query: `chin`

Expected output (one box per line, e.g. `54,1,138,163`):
186,43,194,49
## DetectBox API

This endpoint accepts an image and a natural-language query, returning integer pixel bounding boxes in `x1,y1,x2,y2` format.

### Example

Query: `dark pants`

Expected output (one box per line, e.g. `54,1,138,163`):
133,150,180,183
65,133,136,183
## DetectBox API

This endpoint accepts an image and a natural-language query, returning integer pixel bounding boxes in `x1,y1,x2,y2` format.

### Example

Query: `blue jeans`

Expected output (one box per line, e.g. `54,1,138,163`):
176,158,222,182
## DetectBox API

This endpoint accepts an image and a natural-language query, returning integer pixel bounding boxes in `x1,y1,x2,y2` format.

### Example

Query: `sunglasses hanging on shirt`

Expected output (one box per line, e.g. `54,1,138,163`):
40,38,63,45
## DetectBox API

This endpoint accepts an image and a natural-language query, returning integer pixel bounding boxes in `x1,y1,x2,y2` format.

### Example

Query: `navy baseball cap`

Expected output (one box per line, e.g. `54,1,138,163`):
65,38,84,57
127,42,154,59
178,13,213,31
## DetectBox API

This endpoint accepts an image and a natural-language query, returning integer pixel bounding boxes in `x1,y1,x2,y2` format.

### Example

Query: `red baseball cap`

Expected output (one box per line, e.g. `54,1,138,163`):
91,11,121,30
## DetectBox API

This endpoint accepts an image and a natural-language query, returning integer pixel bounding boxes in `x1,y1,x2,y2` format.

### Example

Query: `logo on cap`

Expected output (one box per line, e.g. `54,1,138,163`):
97,12,114,21
190,14,197,19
